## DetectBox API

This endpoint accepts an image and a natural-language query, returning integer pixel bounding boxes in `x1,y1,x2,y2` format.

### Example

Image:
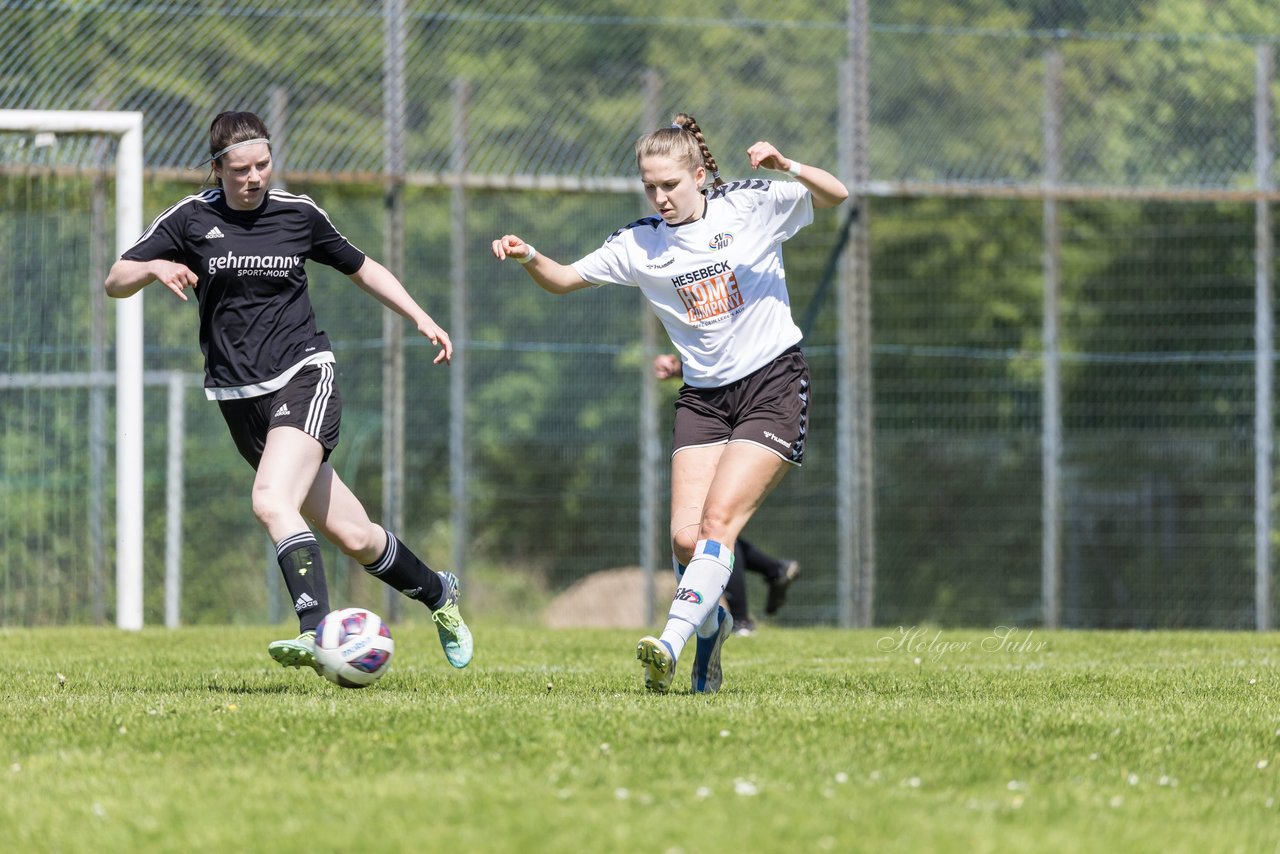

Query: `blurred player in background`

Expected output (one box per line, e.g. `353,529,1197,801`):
493,112,847,692
105,110,472,674
653,352,801,636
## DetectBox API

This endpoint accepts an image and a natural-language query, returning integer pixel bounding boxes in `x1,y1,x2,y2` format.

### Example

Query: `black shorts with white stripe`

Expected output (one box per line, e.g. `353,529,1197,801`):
217,363,342,469
671,346,810,466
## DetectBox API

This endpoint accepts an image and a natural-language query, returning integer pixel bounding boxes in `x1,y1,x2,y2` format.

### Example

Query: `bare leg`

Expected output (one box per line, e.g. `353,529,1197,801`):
663,442,790,648
670,444,723,566
251,426,325,541
302,462,387,563
253,426,329,641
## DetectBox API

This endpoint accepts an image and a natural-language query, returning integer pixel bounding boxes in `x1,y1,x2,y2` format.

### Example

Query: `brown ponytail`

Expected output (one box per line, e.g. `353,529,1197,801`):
670,113,723,188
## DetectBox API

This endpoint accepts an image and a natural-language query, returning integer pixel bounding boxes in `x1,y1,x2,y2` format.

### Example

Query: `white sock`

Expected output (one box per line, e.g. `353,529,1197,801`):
695,605,723,639
676,557,722,638
659,540,733,661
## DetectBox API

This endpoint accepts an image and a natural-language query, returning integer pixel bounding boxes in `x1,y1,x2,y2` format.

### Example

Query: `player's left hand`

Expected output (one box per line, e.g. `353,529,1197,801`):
747,141,789,173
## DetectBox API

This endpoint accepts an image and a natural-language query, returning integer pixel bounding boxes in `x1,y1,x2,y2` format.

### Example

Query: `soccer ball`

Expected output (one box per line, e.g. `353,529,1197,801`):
314,608,394,688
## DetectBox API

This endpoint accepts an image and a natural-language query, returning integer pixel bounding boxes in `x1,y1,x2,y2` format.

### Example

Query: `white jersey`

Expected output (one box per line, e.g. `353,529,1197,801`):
572,178,813,388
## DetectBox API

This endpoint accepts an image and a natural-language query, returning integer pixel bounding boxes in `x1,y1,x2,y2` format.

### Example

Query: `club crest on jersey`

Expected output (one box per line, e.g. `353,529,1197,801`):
709,232,733,250
674,587,703,604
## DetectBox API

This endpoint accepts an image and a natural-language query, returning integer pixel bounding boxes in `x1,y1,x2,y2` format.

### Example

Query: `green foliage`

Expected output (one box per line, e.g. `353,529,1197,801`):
5,1,1280,627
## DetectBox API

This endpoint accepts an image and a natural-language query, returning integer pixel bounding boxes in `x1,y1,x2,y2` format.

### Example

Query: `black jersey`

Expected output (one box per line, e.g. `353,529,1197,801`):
122,187,366,399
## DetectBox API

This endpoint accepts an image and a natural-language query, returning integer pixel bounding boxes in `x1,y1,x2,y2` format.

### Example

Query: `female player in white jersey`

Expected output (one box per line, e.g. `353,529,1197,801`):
105,111,472,674
492,113,848,693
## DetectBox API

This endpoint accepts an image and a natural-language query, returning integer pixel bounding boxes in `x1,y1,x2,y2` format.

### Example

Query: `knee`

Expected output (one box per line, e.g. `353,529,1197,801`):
671,528,699,565
250,486,286,530
324,519,384,561
696,506,734,544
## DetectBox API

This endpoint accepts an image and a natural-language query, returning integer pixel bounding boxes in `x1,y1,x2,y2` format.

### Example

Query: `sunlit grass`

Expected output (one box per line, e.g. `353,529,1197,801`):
2,624,1277,852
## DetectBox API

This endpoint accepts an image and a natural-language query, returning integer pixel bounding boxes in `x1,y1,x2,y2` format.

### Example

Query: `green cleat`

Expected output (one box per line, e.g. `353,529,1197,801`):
636,636,675,693
432,572,473,669
268,630,320,673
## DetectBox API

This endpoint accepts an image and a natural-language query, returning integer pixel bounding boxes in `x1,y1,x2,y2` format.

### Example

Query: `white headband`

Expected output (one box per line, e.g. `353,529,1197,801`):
193,137,270,169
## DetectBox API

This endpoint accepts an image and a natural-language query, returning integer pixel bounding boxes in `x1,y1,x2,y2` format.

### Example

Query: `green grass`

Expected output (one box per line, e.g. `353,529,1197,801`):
2,624,1278,853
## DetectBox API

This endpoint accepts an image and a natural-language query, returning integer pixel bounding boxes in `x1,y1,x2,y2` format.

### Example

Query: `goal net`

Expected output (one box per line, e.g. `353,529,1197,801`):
0,111,144,629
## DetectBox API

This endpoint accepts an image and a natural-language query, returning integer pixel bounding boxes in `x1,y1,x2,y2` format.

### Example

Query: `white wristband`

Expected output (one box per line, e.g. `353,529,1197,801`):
516,246,537,265
786,160,804,178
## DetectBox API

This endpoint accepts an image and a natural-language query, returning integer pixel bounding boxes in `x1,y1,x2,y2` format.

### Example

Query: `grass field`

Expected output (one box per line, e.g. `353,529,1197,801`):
2,622,1278,853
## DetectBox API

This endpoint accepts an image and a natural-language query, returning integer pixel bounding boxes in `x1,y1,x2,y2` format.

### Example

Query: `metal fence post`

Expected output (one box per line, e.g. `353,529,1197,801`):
165,370,185,628
640,69,663,626
1255,43,1274,632
840,0,875,628
450,77,471,580
267,86,289,190
383,0,407,619
1042,44,1064,629
89,167,108,625
266,534,281,624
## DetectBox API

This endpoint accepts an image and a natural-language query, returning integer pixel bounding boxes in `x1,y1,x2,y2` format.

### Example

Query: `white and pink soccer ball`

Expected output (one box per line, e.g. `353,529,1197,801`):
314,608,394,688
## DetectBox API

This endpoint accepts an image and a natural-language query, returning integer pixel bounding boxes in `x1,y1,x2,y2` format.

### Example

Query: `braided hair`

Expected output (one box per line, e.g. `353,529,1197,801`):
634,112,725,189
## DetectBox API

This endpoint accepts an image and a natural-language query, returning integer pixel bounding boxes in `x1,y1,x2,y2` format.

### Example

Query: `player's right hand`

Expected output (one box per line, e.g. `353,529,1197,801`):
653,353,683,380
151,260,199,301
491,234,533,263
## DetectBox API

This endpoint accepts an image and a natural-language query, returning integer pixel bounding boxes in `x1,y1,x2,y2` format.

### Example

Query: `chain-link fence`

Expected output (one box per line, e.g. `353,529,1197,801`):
3,1,1279,629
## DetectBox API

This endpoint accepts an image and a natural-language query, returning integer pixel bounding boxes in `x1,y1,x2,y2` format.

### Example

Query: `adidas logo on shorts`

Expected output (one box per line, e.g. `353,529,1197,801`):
273,403,290,418
204,226,225,239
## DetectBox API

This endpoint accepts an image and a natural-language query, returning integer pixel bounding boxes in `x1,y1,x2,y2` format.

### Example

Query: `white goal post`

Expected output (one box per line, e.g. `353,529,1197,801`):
0,110,145,629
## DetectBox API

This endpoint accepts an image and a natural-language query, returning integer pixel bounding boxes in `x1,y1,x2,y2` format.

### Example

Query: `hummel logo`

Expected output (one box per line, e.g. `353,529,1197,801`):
293,593,318,612
645,257,675,269
204,226,225,240
762,430,792,449
273,403,290,418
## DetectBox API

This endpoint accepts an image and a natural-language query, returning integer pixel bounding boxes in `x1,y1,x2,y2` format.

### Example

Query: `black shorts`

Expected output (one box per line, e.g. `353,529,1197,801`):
672,346,810,465
217,363,341,469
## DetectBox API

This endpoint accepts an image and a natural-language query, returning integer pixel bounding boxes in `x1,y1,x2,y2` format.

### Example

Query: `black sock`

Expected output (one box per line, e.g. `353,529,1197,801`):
276,531,329,633
739,537,786,581
362,529,447,609
723,549,750,622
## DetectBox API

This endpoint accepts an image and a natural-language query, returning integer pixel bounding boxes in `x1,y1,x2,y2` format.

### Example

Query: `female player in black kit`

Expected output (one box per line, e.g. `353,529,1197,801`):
493,113,847,693
105,111,472,673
